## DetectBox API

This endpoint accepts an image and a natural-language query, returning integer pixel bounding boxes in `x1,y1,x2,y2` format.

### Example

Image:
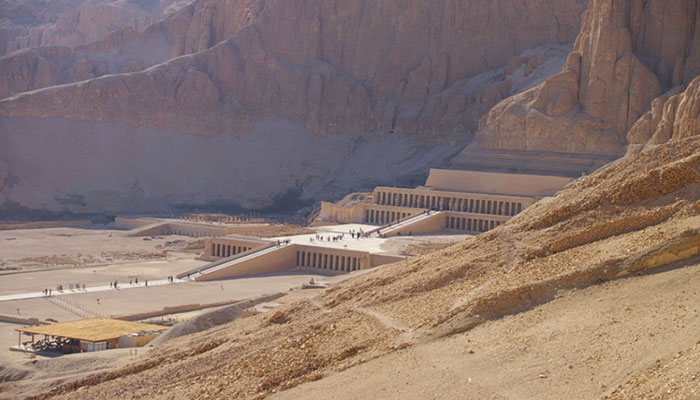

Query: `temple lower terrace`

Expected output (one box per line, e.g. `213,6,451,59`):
189,224,405,281
320,169,573,234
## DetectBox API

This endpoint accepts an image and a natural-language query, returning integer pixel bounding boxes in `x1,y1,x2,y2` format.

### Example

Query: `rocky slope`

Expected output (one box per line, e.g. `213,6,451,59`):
0,0,587,215
10,127,700,400
472,0,700,156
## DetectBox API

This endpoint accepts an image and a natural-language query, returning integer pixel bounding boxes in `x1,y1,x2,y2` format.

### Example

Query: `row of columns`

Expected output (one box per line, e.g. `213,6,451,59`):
375,190,524,216
447,216,501,233
168,229,215,238
365,209,410,225
296,251,361,272
211,243,252,257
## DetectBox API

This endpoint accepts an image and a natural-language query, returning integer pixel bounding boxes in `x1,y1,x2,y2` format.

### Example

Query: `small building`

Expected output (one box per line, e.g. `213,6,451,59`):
15,318,167,354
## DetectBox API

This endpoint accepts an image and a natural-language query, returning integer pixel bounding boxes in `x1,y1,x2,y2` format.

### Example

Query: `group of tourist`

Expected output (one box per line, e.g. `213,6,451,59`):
37,274,179,300
276,239,291,247
308,229,370,243
110,278,151,288
349,228,369,239
309,233,345,243
44,283,87,296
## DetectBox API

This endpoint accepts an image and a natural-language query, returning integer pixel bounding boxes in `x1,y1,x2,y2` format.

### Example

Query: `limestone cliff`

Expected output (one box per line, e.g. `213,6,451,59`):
472,0,700,156
1,0,587,134
0,0,587,214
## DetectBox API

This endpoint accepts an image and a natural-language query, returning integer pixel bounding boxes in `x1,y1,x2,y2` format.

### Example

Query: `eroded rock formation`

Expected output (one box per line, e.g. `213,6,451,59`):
473,0,700,156
627,76,700,154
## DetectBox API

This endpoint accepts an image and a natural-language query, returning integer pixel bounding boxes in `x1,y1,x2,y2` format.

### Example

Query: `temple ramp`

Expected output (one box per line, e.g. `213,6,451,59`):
188,244,296,281
375,211,446,237
126,222,170,236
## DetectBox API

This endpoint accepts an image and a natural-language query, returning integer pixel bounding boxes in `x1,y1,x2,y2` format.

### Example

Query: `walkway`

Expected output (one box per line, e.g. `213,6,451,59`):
0,278,186,303
376,211,443,237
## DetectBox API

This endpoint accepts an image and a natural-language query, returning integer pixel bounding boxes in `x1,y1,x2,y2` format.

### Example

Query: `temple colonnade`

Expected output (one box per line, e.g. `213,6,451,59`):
295,250,364,272
373,187,530,217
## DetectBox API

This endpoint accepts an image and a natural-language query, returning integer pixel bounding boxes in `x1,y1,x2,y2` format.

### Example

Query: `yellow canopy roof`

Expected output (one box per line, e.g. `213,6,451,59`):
17,318,167,342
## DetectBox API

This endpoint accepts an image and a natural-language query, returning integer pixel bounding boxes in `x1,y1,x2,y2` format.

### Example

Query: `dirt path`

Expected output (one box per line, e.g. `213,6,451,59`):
353,307,411,333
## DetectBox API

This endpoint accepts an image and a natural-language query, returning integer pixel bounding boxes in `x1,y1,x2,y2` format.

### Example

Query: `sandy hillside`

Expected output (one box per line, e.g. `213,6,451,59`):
5,135,696,400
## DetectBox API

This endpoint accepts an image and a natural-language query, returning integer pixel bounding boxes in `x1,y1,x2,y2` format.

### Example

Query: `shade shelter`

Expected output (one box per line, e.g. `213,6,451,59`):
16,318,167,353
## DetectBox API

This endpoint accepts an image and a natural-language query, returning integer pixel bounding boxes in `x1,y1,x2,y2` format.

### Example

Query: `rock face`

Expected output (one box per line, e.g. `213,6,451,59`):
0,0,587,132
473,0,700,156
627,76,700,154
0,0,587,215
